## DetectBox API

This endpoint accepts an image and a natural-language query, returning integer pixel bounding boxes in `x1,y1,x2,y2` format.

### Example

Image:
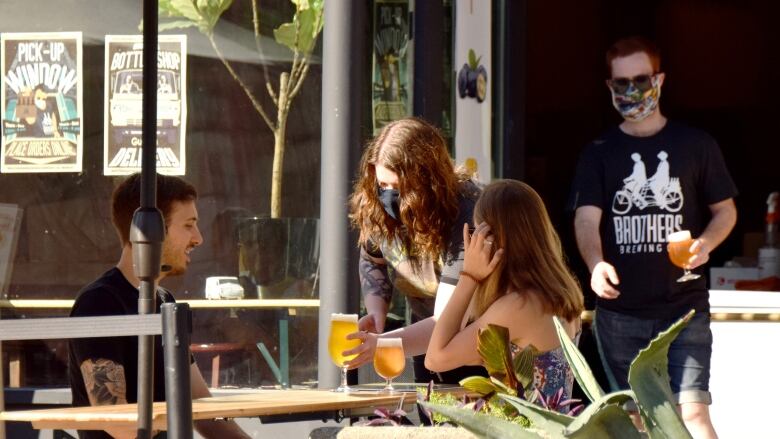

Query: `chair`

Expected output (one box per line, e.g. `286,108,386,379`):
189,342,245,388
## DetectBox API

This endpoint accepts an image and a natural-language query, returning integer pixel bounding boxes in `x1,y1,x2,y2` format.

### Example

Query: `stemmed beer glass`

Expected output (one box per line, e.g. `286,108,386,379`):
373,338,405,393
327,313,361,392
667,230,701,282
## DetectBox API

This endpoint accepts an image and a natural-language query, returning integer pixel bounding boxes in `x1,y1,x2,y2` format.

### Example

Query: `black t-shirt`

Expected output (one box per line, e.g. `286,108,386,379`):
569,121,737,319
68,267,174,439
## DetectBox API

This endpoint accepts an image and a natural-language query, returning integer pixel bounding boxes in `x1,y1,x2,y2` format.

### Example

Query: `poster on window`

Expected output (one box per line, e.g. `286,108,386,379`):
104,35,187,176
454,0,491,183
0,203,22,297
372,0,411,134
1,32,83,173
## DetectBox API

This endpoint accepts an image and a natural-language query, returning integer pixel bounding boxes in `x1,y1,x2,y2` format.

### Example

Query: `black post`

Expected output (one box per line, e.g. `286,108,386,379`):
494,0,526,180
318,0,366,389
162,303,193,439
133,1,162,438
412,0,444,125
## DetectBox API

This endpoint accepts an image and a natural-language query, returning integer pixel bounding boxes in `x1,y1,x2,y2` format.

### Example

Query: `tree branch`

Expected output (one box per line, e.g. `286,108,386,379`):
266,82,278,107
207,33,275,132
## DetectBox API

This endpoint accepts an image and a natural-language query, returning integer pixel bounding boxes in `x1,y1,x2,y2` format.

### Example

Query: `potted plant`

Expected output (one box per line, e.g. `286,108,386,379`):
422,311,697,438
155,0,324,298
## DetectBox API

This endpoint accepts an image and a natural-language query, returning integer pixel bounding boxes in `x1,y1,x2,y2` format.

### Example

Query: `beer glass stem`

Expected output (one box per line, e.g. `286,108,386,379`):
340,365,349,391
384,378,394,393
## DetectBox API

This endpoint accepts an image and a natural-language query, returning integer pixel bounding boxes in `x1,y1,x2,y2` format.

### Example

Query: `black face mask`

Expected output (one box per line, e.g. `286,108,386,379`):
377,186,401,221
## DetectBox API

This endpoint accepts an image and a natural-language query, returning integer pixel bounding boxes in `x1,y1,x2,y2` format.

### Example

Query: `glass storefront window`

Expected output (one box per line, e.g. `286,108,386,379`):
0,0,322,389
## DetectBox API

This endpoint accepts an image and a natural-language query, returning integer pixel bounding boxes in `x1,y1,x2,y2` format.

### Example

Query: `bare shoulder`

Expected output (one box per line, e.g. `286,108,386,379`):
80,358,128,406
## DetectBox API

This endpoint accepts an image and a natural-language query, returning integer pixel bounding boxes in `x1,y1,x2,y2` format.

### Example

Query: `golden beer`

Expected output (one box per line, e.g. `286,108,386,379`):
374,338,405,380
667,230,701,282
328,313,360,367
667,230,695,269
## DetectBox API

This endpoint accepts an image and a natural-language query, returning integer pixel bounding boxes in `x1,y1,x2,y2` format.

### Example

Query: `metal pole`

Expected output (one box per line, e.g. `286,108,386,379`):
133,0,163,438
0,340,5,439
318,0,366,389
162,303,193,439
412,0,444,125
494,0,526,180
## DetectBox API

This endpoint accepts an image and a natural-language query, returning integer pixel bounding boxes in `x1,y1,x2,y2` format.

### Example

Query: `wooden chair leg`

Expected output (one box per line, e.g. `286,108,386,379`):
210,354,220,388
8,350,22,388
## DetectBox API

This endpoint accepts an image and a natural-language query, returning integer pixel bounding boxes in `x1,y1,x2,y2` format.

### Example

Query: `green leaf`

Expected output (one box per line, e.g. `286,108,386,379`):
158,20,199,32
273,3,323,55
489,376,515,395
468,49,477,69
512,344,537,392
478,324,519,391
564,404,643,438
499,394,573,437
169,0,205,23
421,402,543,439
460,376,500,397
552,316,604,403
628,310,695,439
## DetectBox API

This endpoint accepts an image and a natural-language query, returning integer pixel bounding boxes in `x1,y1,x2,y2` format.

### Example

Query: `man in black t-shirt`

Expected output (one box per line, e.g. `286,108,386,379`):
68,173,250,439
570,37,736,439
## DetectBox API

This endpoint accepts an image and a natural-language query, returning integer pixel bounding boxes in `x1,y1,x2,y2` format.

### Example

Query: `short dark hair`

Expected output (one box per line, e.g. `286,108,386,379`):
111,173,197,246
606,36,661,75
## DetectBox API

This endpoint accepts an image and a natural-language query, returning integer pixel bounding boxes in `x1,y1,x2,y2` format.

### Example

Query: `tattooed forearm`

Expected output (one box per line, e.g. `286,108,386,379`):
80,358,128,406
359,249,393,303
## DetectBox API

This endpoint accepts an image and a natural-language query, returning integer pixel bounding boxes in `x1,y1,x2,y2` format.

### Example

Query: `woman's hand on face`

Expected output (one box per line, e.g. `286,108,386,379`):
343,330,377,370
462,222,503,282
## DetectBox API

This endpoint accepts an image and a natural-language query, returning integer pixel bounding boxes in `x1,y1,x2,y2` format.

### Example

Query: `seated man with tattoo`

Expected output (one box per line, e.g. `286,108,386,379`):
67,173,250,439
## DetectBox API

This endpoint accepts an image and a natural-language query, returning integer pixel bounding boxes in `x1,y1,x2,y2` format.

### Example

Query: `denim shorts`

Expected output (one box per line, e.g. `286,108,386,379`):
594,306,712,405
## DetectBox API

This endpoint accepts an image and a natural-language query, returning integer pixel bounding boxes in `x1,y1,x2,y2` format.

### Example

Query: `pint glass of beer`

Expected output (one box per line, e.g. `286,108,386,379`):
373,338,405,393
328,313,360,392
667,230,701,282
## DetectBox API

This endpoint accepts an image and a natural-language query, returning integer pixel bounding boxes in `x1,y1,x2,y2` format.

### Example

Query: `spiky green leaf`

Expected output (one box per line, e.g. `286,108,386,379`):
499,394,573,438
561,390,637,437
628,310,695,439
553,316,604,403
564,404,643,438
477,324,519,391
421,402,543,439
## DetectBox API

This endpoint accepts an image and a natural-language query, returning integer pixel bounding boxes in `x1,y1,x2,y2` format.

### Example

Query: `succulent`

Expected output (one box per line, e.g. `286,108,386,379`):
422,310,697,438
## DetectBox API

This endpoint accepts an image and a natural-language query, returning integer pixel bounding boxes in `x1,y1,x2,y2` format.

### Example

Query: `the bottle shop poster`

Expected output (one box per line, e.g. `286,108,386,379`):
1,32,83,173
372,0,411,135
104,35,187,176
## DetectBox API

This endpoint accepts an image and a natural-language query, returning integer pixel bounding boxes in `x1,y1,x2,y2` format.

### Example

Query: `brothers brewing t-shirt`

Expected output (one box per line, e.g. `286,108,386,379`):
570,121,737,319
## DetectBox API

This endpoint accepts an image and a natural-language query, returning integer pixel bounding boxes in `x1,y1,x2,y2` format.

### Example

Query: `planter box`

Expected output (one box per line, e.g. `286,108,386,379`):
309,426,477,439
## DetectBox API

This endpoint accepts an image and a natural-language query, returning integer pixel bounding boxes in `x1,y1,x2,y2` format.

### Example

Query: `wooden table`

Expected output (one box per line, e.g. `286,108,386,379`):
0,388,454,432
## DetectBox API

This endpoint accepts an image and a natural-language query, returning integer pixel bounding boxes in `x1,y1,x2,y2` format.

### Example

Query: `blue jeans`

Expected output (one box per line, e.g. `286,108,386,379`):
594,306,712,405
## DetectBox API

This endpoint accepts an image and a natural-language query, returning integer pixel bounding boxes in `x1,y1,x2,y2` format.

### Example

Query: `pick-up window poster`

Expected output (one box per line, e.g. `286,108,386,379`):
104,35,187,176
1,32,83,173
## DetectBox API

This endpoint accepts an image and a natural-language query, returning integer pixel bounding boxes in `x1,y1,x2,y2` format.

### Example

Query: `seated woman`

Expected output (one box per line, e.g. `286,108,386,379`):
425,179,584,410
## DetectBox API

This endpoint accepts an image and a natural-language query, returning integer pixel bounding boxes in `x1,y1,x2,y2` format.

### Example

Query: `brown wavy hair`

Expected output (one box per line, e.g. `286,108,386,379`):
472,180,583,321
349,117,469,264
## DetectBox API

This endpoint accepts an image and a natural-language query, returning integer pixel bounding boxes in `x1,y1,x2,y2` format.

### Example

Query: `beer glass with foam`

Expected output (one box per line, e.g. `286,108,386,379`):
373,338,405,393
328,313,360,392
667,230,701,282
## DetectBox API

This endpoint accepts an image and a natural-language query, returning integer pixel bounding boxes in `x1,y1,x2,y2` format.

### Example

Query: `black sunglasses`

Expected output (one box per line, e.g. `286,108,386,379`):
608,74,656,94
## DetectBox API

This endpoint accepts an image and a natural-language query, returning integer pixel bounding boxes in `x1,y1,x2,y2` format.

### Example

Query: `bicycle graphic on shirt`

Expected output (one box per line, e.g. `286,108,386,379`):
611,150,684,214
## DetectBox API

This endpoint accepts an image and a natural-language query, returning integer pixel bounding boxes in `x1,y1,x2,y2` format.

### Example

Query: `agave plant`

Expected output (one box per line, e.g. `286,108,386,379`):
422,310,696,438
